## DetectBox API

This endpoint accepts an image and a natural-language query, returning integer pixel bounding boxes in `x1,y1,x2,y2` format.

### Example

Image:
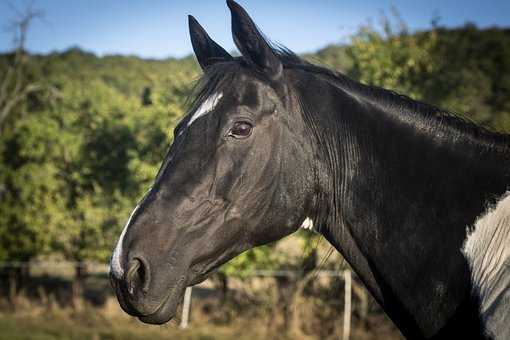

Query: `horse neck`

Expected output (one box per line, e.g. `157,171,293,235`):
301,77,510,338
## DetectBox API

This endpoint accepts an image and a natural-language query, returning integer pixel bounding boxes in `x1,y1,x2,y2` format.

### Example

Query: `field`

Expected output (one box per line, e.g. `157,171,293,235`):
0,312,262,340
0,272,266,340
0,305,400,340
0,264,403,340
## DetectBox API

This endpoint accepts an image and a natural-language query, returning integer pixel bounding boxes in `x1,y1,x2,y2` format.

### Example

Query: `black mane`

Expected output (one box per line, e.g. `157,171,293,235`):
277,48,510,150
187,44,510,151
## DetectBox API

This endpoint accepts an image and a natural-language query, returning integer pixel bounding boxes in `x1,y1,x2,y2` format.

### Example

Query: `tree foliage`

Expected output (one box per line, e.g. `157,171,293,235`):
347,18,510,131
0,22,509,277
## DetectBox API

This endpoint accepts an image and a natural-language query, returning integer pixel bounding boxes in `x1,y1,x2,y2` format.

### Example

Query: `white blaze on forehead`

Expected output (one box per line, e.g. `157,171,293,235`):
300,217,314,230
187,92,223,127
462,192,510,339
110,204,140,279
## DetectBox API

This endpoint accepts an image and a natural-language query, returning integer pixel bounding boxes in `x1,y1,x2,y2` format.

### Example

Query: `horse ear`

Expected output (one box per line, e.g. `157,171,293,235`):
188,15,233,70
227,0,282,81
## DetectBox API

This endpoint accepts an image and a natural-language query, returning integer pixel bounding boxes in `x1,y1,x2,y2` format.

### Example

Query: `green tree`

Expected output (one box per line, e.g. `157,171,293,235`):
347,17,510,132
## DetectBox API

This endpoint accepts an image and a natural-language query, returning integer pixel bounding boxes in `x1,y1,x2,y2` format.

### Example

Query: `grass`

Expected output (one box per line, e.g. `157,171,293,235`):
0,294,268,340
0,312,265,340
0,270,272,340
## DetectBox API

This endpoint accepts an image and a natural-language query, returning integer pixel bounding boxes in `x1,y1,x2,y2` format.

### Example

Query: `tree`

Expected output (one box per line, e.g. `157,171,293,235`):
346,15,510,132
347,13,440,101
0,3,46,132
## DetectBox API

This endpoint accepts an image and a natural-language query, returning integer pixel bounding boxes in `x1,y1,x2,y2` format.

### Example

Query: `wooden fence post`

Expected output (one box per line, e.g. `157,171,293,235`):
180,287,193,329
343,270,352,340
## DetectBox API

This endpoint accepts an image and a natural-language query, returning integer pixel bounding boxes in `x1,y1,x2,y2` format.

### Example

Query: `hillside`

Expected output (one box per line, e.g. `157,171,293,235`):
0,23,509,270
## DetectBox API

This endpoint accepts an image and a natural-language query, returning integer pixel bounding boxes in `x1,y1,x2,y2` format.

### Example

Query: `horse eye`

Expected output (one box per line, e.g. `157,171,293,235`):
229,121,253,139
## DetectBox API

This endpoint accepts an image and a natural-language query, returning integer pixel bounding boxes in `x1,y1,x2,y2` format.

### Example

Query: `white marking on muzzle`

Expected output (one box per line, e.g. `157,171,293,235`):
187,92,223,126
110,204,140,279
300,217,314,230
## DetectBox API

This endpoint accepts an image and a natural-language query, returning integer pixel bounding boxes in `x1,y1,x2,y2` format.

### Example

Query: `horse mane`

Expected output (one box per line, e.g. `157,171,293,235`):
275,47,510,149
186,42,510,150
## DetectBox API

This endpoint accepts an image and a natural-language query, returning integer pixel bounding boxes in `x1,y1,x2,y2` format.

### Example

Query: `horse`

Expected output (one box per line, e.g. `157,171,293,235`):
109,1,510,339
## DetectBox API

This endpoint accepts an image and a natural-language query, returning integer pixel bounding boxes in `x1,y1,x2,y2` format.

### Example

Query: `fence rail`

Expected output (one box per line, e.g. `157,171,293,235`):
0,261,106,268
0,261,351,278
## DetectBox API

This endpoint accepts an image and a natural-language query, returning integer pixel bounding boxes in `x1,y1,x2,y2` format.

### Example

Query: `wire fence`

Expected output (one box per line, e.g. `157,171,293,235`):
0,261,106,268
177,269,355,340
0,262,356,340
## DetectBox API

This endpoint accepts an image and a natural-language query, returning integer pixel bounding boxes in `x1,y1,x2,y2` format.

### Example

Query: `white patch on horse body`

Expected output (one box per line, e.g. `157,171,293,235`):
110,204,140,279
300,217,314,230
462,192,510,339
187,92,223,126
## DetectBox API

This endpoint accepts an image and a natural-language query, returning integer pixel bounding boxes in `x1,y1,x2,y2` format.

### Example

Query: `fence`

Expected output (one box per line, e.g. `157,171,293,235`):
0,262,358,340
179,269,354,340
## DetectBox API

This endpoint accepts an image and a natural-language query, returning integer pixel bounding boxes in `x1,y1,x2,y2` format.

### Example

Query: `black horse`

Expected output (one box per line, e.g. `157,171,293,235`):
110,1,510,339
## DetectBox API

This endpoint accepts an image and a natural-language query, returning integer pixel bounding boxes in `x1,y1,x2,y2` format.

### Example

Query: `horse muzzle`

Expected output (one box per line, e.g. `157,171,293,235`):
110,257,188,324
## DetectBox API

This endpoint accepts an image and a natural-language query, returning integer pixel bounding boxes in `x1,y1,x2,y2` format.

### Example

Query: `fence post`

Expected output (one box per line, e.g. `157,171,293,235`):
343,270,352,340
180,286,193,329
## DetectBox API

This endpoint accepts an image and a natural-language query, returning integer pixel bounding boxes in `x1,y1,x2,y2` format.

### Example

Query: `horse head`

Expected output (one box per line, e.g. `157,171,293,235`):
110,0,318,324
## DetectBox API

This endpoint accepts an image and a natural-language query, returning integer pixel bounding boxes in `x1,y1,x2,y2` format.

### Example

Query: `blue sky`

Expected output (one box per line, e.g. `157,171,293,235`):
0,0,509,59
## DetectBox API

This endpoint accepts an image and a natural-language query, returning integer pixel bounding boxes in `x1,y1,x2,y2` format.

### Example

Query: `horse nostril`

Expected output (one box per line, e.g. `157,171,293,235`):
126,257,150,295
